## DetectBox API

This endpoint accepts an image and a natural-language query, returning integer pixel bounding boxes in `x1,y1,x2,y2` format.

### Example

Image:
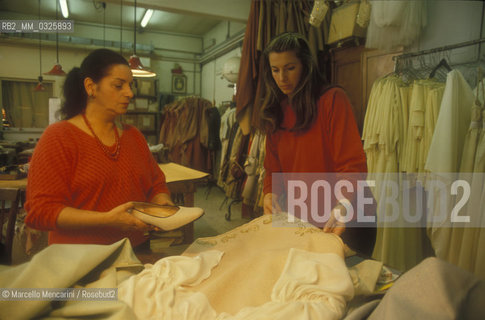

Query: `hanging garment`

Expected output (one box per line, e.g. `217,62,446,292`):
401,79,444,174
207,107,222,151
159,97,214,172
425,70,475,174
425,70,475,265
236,0,330,134
363,75,433,271
447,101,484,279
365,0,427,52
217,108,237,188
242,131,265,209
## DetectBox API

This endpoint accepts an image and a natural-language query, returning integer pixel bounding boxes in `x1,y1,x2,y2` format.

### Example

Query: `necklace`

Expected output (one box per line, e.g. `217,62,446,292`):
82,113,121,160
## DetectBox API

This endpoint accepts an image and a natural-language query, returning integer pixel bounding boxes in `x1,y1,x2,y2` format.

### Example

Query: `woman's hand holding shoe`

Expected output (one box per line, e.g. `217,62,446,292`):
105,202,153,233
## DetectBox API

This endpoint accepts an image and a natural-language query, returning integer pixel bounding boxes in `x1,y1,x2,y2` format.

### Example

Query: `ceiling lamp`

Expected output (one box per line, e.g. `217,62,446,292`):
45,0,66,76
59,0,69,18
130,0,156,78
140,9,153,28
35,0,46,91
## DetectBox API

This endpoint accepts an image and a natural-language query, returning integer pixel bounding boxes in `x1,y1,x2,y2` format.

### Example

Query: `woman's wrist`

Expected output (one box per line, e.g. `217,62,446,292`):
151,192,174,206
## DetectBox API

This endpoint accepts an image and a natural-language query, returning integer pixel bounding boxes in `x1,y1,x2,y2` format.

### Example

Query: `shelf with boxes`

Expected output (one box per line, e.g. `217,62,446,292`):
122,99,160,145
122,78,161,145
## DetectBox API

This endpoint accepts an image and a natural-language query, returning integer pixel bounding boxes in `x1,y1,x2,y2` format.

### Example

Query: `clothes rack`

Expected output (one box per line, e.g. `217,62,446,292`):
392,38,485,62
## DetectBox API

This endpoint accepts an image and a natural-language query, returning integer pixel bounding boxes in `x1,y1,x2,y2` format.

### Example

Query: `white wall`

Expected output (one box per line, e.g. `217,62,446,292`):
201,47,241,106
412,1,483,52
0,11,203,99
0,43,88,98
406,1,484,86
200,20,244,105
203,21,246,51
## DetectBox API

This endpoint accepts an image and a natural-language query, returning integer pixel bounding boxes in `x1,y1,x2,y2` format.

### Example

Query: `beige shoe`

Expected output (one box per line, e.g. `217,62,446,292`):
131,202,204,231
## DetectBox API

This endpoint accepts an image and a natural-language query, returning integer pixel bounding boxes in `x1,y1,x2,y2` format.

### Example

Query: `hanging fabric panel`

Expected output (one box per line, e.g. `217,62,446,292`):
235,0,331,134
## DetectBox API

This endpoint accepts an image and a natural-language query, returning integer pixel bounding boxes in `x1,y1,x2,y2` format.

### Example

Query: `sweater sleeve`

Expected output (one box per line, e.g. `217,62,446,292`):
324,88,367,174
24,124,76,231
323,88,368,208
130,126,170,200
263,133,283,196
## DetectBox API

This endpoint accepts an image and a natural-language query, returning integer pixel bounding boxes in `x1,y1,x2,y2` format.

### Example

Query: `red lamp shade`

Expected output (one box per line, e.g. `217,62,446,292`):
34,76,46,91
44,63,66,76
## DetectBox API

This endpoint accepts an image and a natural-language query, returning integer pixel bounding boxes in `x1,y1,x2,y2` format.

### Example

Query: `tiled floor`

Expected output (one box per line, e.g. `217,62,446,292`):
193,183,250,239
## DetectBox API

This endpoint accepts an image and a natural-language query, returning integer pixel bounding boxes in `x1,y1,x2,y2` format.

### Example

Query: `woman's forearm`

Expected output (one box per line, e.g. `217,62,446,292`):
56,202,150,232
151,192,174,206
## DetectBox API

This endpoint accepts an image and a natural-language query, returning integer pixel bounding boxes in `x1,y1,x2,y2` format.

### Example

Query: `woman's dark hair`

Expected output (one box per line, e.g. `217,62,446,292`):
260,32,327,133
61,48,129,119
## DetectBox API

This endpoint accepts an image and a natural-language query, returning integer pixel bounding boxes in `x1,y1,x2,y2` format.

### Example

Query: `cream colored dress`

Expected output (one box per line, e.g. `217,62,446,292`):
425,70,475,263
364,75,431,271
469,107,485,279
448,102,483,278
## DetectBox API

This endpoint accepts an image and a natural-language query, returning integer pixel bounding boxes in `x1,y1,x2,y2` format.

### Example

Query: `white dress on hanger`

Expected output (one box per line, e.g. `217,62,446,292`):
425,69,475,261
366,0,427,51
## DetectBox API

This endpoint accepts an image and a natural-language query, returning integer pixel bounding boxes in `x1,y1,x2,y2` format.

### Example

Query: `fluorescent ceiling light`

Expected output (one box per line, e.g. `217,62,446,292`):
140,9,153,28
59,0,69,18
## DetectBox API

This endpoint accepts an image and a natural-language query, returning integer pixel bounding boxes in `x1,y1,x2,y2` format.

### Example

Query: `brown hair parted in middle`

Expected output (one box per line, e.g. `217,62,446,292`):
259,32,328,133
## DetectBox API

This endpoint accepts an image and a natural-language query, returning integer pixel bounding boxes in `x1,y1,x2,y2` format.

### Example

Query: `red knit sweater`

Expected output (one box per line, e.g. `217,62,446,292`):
263,88,367,206
25,121,170,246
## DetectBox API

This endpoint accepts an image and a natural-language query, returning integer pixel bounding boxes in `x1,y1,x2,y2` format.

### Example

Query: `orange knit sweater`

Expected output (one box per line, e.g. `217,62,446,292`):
25,121,170,246
263,88,368,224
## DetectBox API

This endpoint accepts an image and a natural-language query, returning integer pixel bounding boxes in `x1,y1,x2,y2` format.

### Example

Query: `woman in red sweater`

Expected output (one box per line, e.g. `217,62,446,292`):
25,49,174,248
260,33,376,256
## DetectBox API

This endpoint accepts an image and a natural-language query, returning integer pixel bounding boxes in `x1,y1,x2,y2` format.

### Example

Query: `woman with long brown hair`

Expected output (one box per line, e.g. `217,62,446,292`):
261,33,375,256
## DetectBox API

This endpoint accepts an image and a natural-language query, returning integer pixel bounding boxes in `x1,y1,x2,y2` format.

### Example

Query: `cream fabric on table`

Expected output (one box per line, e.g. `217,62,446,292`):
183,213,350,316
0,238,142,320
118,250,223,320
118,214,355,320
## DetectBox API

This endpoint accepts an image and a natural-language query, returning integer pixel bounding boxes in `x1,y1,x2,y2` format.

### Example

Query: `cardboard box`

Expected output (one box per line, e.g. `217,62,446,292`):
327,2,367,45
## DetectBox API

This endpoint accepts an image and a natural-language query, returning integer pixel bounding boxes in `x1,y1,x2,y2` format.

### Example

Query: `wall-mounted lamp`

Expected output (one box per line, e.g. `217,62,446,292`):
140,9,153,28
59,0,69,18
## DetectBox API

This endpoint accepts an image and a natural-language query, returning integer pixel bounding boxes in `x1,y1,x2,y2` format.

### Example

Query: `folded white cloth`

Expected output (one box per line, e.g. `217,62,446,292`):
118,247,354,320
118,250,223,320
